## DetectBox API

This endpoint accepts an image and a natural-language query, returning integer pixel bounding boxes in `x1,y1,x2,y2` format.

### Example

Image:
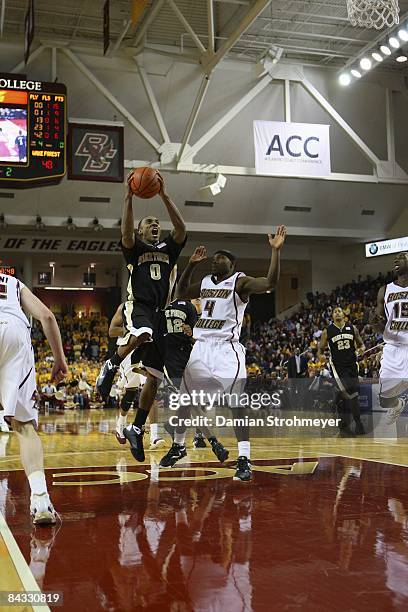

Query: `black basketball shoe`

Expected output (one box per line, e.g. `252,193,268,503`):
233,456,252,482
96,359,119,401
123,425,145,462
193,432,207,448
209,438,229,463
159,443,187,468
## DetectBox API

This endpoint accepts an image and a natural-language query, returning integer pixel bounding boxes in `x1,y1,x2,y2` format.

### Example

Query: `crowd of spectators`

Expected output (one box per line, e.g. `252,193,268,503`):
245,272,392,381
32,313,109,409
31,272,391,410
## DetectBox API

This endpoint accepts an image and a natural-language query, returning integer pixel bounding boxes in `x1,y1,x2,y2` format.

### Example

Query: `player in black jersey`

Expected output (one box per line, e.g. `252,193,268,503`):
161,298,228,462
319,307,365,436
96,171,186,462
163,298,199,384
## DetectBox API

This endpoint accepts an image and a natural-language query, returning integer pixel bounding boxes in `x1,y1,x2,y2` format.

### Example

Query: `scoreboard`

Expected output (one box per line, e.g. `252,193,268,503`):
0,265,16,276
0,74,66,188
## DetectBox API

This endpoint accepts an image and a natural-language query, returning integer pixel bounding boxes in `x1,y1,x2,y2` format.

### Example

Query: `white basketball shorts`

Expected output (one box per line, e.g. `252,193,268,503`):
0,317,38,425
379,343,408,398
118,352,146,390
181,339,246,404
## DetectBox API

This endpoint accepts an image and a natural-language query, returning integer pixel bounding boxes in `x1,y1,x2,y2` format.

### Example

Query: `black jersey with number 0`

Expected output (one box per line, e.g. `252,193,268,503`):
121,233,186,309
327,322,357,368
164,299,198,352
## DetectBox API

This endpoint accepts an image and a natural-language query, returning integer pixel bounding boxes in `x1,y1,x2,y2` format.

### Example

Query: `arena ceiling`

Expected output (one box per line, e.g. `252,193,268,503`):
1,1,408,244
3,0,408,69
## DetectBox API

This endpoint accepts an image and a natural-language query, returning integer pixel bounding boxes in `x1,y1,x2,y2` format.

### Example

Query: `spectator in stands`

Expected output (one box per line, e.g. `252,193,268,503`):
41,382,57,410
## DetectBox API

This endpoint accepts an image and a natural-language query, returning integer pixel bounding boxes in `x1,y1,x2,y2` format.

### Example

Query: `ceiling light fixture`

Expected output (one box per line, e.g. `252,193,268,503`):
338,16,408,86
255,45,283,77
380,44,392,55
339,72,351,86
398,28,408,41
360,57,372,70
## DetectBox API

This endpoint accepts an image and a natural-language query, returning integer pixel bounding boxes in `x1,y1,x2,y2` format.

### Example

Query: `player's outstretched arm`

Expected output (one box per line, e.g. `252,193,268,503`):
317,328,328,361
121,173,135,249
353,326,366,356
371,285,386,332
109,303,125,338
21,287,68,383
237,226,287,298
157,172,186,245
176,246,207,300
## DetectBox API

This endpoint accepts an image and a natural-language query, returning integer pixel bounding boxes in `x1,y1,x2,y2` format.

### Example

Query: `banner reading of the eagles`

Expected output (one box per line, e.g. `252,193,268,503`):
68,121,124,182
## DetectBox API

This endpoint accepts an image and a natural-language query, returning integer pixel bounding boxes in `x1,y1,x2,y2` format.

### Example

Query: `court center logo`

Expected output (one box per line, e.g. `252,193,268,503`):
75,132,117,172
369,243,378,255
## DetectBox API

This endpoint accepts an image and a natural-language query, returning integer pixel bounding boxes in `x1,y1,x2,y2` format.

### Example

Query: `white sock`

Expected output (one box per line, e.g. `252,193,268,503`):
238,441,250,459
117,414,127,426
150,459,159,482
174,432,186,445
28,471,48,497
150,423,158,442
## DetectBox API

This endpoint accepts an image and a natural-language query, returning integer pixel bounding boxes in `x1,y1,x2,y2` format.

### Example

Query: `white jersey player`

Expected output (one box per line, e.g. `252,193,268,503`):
0,273,67,524
376,252,408,424
159,227,287,481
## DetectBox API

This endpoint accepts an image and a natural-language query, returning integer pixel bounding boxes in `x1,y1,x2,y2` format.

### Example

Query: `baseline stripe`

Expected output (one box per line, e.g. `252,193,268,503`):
0,512,51,612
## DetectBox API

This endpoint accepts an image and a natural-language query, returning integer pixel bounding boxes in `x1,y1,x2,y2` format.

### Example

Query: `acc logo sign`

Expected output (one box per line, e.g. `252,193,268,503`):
75,132,117,173
266,134,319,158
254,120,331,177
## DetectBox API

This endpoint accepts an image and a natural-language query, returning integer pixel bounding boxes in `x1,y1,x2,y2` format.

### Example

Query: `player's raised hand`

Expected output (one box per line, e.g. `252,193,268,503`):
156,171,168,198
190,246,207,264
268,225,287,250
125,171,133,199
51,357,69,384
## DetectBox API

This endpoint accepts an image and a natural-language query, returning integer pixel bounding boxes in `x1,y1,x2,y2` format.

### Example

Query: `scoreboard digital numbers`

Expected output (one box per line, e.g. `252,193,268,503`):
0,265,16,276
0,74,66,188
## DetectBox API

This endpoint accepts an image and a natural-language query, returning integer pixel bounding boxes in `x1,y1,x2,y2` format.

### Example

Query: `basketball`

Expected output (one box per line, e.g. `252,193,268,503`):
129,167,161,199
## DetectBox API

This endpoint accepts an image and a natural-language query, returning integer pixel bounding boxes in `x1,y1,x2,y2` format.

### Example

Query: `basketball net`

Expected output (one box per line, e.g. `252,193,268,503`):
346,0,400,29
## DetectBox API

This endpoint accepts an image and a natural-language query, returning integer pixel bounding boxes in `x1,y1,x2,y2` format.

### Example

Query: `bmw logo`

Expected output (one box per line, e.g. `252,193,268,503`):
369,243,378,255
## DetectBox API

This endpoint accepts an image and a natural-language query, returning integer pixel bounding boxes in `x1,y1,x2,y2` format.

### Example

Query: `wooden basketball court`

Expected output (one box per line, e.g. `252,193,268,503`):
1,410,408,611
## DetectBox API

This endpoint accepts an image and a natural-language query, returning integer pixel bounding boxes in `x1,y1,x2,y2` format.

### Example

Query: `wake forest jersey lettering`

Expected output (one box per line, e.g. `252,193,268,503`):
121,233,186,309
164,299,198,350
0,274,30,327
194,272,247,342
383,282,408,344
327,322,356,368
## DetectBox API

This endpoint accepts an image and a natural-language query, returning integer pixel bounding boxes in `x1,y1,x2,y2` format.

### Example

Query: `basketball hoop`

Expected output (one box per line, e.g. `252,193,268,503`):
346,0,400,30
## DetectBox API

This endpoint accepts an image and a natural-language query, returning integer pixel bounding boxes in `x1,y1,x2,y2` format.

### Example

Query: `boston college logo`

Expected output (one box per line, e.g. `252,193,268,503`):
75,132,117,173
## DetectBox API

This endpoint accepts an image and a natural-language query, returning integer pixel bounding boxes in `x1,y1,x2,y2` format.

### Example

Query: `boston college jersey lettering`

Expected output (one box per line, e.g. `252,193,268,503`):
0,274,29,327
384,282,408,344
194,272,247,342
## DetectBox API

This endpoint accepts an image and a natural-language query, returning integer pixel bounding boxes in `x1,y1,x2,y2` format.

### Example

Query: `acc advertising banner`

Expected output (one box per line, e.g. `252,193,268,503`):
254,120,331,177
